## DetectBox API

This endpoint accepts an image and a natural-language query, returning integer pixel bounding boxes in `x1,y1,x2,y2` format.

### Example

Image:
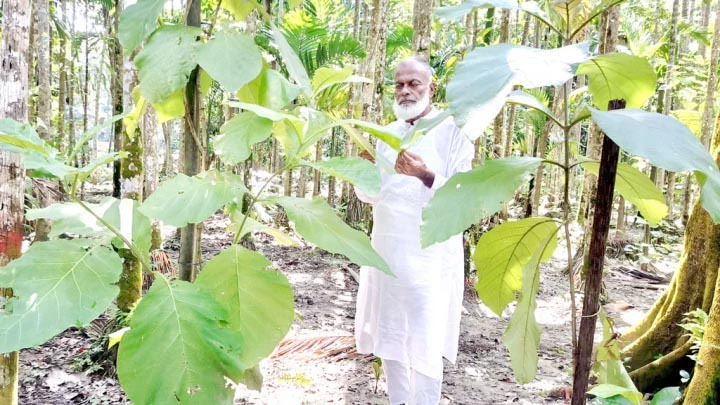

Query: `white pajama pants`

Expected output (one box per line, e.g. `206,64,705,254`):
382,359,443,405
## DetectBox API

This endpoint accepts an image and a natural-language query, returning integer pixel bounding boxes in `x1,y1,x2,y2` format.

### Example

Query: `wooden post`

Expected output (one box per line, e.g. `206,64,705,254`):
571,99,626,404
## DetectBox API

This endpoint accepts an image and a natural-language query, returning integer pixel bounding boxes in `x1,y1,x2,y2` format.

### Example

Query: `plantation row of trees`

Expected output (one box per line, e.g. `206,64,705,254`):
0,0,720,403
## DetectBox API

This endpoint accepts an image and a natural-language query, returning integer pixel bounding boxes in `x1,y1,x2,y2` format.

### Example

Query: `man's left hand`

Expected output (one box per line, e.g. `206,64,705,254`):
395,151,435,188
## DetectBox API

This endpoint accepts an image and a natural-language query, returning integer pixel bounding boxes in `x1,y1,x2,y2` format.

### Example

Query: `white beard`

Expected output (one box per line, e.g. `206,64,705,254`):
393,90,430,122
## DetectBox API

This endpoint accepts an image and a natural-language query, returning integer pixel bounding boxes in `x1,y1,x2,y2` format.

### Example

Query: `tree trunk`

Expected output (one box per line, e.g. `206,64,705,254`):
327,129,337,206
620,114,720,393
699,2,720,149
36,0,51,140
0,0,31,401
313,140,322,197
107,1,123,198
571,99,625,405
492,10,510,158
411,0,432,58
178,0,204,282
615,195,626,237
161,121,174,175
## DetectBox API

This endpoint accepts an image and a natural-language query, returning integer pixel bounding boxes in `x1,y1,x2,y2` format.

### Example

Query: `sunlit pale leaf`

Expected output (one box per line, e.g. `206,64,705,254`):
581,162,668,226
237,67,303,110
196,246,294,366
577,53,656,110
271,24,311,94
311,66,353,95
422,157,542,247
473,217,559,316
448,43,589,137
0,239,122,353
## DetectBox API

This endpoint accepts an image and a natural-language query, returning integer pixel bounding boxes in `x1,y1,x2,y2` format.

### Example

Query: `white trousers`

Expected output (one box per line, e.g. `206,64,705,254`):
383,359,442,405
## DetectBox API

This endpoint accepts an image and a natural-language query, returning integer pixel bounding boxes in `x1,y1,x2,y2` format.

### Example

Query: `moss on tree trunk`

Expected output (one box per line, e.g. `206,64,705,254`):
620,115,720,393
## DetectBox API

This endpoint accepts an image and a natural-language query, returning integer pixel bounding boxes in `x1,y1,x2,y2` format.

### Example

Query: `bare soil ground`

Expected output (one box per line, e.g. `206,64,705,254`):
18,210,678,404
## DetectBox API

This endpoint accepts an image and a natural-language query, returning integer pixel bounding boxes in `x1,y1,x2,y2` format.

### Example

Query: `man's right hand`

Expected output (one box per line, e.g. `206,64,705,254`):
359,150,375,164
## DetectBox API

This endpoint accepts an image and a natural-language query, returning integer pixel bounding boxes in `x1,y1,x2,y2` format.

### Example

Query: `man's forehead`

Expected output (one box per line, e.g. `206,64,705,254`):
394,60,431,82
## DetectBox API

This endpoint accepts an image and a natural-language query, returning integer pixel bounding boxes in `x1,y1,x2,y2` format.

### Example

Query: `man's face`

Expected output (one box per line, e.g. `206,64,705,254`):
394,61,435,106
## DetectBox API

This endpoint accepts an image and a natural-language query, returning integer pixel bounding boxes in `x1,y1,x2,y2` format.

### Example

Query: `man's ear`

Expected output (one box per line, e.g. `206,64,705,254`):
429,82,436,97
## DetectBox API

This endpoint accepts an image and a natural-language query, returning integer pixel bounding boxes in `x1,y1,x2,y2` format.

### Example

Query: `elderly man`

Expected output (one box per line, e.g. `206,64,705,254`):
354,57,474,405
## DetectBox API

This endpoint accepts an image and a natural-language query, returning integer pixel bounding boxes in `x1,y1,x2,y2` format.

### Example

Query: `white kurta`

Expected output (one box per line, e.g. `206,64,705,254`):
354,108,474,381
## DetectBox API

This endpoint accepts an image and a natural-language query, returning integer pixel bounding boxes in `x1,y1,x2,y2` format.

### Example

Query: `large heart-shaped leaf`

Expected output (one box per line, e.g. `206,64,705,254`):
27,198,152,265
473,217,559,316
197,30,262,92
214,112,273,165
135,25,202,104
582,161,668,226
435,0,554,33
590,108,720,222
117,275,246,404
300,157,381,196
237,67,303,110
447,42,589,137
502,231,555,384
140,170,248,227
272,197,391,274
118,0,166,53
422,157,542,247
0,239,122,353
577,53,656,110
311,66,353,96
223,0,262,20
196,246,294,366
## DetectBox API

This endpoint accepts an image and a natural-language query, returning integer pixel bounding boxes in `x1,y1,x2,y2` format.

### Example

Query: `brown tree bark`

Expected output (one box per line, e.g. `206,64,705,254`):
0,0,31,401
106,1,123,198
411,0,433,58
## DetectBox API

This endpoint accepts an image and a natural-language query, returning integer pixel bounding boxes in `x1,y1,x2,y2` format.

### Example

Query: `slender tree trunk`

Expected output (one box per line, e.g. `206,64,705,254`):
0,0,31,401
698,0,712,57
107,2,123,197
681,173,693,225
161,121,174,175
178,0,203,282
36,0,51,139
67,0,77,165
615,195,626,237
313,140,322,197
411,0,432,58
492,9,510,158
572,99,626,405
700,2,720,149
327,130,337,206
57,0,67,151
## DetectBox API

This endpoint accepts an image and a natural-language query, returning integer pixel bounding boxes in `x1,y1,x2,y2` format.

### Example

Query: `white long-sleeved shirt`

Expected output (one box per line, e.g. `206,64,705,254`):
354,108,474,380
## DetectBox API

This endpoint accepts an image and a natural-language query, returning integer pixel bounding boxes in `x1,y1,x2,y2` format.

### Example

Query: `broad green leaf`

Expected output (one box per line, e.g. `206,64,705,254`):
140,170,248,227
227,101,300,122
506,90,562,126
196,246,294,366
300,157,381,196
311,66,353,95
214,112,273,165
118,0,166,53
473,217,559,316
342,119,403,152
577,54,656,110
650,387,681,405
0,118,48,156
273,118,303,161
447,43,589,136
197,31,262,92
400,111,452,149
590,108,720,222
272,197,391,274
27,197,152,265
435,0,555,33
124,87,148,137
0,239,122,353
581,162,668,226
117,275,246,404
590,109,717,174
135,25,202,104
223,0,261,20
237,67,302,110
23,153,76,179
298,108,335,156
588,384,643,405
271,24,311,94
422,157,542,247
231,216,297,246
152,88,184,123
502,232,554,384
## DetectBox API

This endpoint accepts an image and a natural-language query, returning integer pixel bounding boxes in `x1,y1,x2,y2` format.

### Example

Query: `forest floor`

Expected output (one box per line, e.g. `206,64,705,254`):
17,180,683,404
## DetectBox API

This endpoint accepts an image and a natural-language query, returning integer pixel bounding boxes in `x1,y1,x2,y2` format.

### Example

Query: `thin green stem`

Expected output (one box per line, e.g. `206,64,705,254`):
542,159,567,171
231,165,287,244
562,76,579,358
70,195,152,274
